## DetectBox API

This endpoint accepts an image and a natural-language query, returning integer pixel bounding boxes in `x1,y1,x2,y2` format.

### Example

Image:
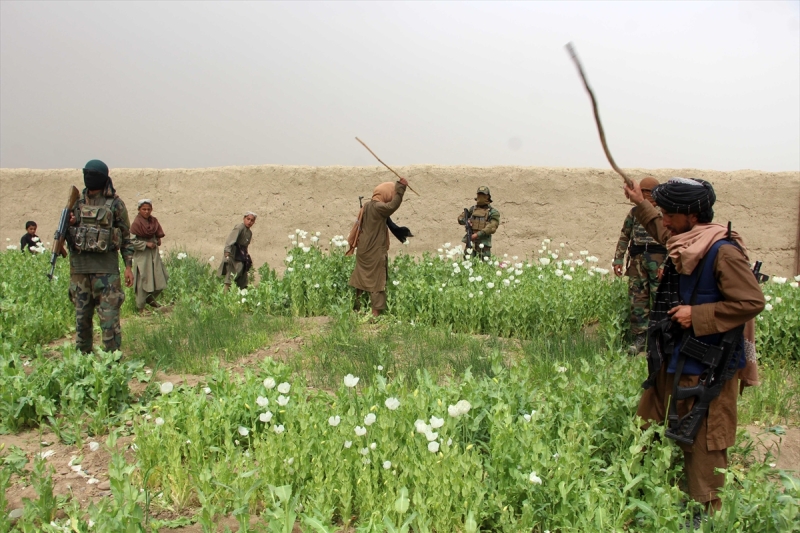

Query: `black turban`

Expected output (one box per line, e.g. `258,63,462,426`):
83,159,109,190
651,177,716,214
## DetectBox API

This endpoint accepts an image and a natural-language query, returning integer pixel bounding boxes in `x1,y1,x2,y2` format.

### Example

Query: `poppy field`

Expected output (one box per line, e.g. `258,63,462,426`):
1,235,799,532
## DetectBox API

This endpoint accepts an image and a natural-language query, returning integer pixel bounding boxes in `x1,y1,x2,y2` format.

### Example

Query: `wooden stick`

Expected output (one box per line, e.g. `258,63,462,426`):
355,137,420,196
565,43,634,188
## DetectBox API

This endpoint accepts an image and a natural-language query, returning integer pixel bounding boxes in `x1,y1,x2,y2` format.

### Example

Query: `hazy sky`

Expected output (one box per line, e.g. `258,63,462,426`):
1,1,798,171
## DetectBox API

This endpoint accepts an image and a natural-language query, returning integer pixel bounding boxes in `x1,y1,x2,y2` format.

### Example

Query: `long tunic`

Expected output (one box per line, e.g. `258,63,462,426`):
349,182,406,292
632,199,765,502
216,223,252,282
131,236,169,309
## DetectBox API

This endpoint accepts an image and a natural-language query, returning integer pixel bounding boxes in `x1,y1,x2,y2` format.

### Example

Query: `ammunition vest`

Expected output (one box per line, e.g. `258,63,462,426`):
669,239,746,375
470,206,490,231
69,196,121,253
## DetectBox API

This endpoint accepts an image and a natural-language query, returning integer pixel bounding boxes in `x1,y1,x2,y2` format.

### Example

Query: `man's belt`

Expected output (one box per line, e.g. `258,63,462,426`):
629,243,667,256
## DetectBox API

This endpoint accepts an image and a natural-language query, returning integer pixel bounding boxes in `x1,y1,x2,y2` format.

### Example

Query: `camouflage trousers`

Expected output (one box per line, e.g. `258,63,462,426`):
69,273,125,353
626,252,665,336
464,246,492,261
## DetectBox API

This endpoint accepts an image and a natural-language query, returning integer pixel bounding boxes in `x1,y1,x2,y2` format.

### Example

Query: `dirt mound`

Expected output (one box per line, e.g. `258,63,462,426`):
1,166,798,276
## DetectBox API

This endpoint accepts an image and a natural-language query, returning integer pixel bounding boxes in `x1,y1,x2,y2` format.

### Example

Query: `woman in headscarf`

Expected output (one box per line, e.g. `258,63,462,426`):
130,199,168,312
347,177,408,316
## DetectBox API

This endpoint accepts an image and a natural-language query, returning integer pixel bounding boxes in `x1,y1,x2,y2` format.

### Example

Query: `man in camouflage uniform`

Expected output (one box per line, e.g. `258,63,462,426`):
613,177,666,354
66,160,134,353
458,186,500,260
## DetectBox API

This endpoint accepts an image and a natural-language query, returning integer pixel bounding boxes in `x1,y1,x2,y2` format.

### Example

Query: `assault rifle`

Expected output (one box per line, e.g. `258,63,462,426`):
752,261,769,284
48,186,80,280
462,208,474,256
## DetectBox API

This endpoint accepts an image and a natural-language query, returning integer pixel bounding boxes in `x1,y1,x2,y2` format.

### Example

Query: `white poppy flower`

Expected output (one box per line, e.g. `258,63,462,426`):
344,440,353,448
160,382,174,394
328,415,341,426
393,280,400,286
383,460,392,469
790,282,799,288
359,447,369,456
773,277,787,284
563,274,573,281
539,257,551,266
529,471,542,484
385,397,400,410
343,374,360,388
444,242,451,248
415,419,429,433
364,413,376,426
580,250,588,256
429,416,444,429
764,295,772,301
256,396,269,407
469,293,474,298
285,255,293,263
355,426,367,436
552,453,560,459
765,303,773,312
377,365,384,371
557,366,567,373
776,297,782,304
204,387,212,394
425,430,438,442
88,441,100,452
277,395,290,406
260,411,273,423
523,414,532,422
155,417,165,426
428,441,440,453
273,424,285,434
479,243,485,249
503,279,511,287
455,400,471,415
208,256,215,262
241,298,246,304
238,426,249,436
370,442,377,450
277,382,291,394
263,377,276,389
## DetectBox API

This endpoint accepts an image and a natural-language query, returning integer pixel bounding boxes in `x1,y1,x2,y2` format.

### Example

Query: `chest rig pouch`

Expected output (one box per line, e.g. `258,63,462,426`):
70,197,121,253
470,206,490,231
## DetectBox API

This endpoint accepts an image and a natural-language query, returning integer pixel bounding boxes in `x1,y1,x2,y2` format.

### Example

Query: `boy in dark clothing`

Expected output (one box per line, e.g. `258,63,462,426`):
20,221,41,254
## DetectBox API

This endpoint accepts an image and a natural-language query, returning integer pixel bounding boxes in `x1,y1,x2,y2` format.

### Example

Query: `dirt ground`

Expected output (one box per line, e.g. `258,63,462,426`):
1,165,798,277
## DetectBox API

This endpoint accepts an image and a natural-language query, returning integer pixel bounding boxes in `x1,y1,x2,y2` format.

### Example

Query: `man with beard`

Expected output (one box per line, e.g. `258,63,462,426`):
66,159,134,353
624,177,764,517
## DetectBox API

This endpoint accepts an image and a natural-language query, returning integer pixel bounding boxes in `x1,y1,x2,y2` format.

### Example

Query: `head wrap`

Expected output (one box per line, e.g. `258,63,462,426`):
475,185,492,205
83,159,109,190
244,211,258,218
138,199,152,208
651,177,716,215
346,182,396,255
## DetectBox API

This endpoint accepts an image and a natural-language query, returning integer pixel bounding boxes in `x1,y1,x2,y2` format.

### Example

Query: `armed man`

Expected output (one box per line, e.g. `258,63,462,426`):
613,177,667,354
458,186,500,260
623,177,764,517
66,160,134,353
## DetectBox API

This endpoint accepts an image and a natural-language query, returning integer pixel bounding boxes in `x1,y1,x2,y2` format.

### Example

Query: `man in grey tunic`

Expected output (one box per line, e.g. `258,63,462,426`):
218,212,256,291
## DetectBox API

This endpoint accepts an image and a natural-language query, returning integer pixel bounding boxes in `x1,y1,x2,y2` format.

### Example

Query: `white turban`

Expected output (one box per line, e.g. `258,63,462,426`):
138,199,152,207
244,211,258,218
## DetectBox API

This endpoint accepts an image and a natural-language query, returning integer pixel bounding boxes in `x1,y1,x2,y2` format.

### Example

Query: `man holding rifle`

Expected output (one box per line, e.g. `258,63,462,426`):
62,159,134,354
458,186,500,261
623,177,764,516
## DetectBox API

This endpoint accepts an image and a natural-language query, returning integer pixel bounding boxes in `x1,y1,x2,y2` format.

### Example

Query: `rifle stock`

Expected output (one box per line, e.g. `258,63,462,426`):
48,186,80,280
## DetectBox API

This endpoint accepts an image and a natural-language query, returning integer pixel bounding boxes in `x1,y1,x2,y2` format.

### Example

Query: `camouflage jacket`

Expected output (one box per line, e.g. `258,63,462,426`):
68,181,134,274
613,208,660,266
459,204,500,248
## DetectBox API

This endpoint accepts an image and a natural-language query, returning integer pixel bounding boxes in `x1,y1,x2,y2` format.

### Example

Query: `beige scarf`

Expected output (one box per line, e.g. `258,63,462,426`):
346,182,395,256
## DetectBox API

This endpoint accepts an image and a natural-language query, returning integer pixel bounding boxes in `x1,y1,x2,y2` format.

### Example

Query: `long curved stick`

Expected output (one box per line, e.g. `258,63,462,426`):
355,137,420,196
566,43,634,188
